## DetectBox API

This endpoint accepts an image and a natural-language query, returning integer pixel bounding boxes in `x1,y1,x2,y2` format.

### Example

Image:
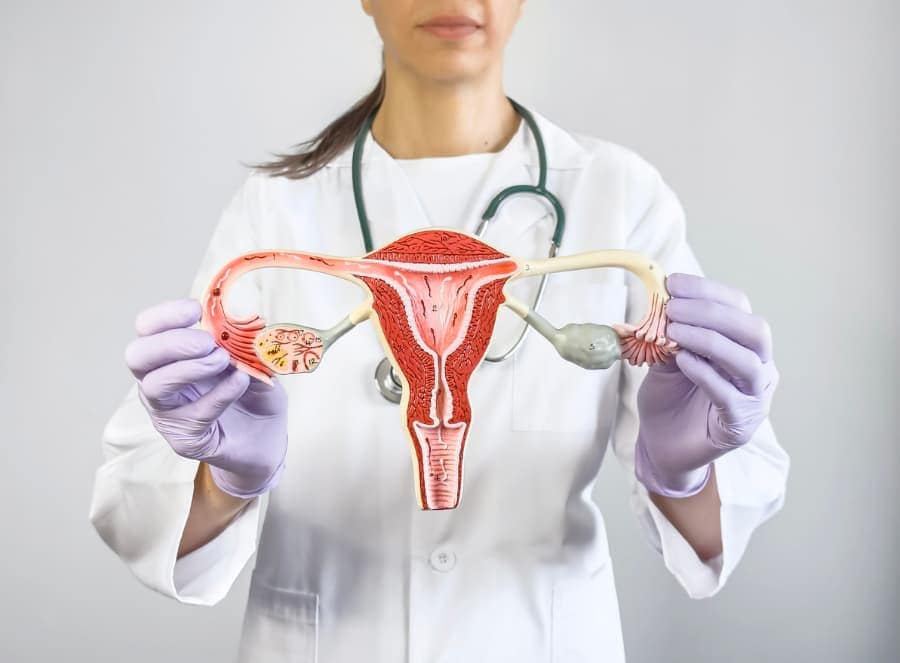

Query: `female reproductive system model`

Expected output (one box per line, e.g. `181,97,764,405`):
200,229,678,511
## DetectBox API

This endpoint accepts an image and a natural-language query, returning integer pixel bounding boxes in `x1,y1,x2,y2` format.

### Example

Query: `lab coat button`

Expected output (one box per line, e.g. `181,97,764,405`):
429,548,456,572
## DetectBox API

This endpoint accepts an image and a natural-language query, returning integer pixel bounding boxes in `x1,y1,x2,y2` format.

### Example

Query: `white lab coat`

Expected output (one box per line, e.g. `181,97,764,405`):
89,108,790,662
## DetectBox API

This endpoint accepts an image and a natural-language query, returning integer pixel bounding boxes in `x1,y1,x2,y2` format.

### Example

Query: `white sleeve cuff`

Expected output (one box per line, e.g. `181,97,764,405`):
630,418,790,599
172,496,262,605
88,383,264,607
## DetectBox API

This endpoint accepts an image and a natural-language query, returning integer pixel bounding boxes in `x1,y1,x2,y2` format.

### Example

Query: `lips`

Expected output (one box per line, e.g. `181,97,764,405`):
419,14,482,39
420,15,481,28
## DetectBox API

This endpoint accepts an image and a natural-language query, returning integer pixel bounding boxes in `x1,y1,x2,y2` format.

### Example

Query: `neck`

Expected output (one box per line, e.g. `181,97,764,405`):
371,55,521,159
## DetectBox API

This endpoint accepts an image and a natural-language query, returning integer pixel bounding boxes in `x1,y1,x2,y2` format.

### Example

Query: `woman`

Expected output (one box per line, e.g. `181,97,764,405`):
90,2,789,661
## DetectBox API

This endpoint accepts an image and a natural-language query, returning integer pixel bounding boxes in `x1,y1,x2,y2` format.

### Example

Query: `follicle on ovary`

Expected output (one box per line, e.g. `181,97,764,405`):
199,228,677,511
200,230,518,510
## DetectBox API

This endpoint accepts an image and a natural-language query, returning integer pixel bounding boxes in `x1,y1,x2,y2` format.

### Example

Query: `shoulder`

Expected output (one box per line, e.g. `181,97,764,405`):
570,130,669,213
541,128,675,243
533,107,670,218
548,119,688,249
236,165,331,213
572,130,661,180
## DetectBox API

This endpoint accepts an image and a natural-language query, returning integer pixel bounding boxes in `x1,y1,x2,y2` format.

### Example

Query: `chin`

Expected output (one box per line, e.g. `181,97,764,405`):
410,53,490,84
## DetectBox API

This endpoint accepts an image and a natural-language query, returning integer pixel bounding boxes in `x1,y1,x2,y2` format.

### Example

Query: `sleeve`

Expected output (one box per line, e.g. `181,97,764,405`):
607,151,791,599
88,171,269,605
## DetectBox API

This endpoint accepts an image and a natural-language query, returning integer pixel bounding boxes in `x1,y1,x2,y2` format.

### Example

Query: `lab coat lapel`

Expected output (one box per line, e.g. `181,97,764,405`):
377,153,553,241
335,106,589,247
327,107,590,362
350,157,430,252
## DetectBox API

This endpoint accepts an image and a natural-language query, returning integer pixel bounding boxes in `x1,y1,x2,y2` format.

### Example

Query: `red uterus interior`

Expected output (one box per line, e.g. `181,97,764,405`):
356,231,518,509
204,229,520,510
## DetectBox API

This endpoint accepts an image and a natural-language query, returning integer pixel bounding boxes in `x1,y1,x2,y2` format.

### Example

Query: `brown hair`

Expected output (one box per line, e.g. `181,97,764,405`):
246,59,386,180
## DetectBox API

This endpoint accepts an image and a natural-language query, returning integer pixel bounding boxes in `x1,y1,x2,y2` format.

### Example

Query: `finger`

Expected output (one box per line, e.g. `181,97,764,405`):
125,327,218,379
140,346,232,408
766,361,781,394
751,360,780,396
667,322,769,395
665,297,773,362
134,298,202,336
173,366,251,427
665,273,752,314
673,348,739,411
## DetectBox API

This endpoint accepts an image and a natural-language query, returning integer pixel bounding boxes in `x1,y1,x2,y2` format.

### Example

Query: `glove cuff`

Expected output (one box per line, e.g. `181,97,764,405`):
208,438,288,499
634,433,712,498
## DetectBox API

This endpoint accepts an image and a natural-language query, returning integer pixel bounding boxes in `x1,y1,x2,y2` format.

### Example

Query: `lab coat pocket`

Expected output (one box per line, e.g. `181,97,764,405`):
237,573,319,663
551,557,626,663
511,280,627,433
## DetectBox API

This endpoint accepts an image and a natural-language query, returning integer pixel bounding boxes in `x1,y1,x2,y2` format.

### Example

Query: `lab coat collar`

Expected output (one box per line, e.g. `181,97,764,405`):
326,105,592,171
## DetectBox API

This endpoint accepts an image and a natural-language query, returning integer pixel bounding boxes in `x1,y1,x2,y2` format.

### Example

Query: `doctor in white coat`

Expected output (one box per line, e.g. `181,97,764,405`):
89,1,790,661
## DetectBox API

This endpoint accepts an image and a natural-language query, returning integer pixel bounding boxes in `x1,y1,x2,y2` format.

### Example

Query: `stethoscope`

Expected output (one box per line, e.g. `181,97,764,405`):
353,97,567,404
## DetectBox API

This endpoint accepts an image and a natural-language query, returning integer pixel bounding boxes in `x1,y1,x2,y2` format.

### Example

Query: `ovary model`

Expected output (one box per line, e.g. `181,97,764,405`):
200,229,678,510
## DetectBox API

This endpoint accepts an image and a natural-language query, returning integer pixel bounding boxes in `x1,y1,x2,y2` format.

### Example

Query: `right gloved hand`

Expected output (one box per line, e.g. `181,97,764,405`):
124,298,289,498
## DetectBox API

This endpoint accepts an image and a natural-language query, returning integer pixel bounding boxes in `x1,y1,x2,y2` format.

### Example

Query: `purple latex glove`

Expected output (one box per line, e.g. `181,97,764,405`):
124,298,289,498
633,273,779,498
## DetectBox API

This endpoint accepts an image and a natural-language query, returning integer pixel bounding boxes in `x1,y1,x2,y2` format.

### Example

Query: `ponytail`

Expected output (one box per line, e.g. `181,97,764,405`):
247,57,385,179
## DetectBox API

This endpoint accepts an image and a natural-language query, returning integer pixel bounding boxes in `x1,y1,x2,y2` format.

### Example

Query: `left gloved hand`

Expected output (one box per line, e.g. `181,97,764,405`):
633,273,780,498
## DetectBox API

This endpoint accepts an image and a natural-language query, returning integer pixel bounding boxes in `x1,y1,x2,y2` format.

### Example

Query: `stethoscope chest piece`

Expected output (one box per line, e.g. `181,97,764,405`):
374,356,403,404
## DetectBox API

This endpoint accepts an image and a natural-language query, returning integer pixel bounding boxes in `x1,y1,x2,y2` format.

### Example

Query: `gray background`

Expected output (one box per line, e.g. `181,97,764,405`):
2,1,897,661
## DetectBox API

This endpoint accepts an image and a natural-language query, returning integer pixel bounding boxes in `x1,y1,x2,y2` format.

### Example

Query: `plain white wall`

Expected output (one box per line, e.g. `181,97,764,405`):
2,1,897,660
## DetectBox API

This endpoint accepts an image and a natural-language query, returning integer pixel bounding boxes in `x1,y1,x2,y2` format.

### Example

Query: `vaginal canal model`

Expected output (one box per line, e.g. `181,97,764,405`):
200,228,679,511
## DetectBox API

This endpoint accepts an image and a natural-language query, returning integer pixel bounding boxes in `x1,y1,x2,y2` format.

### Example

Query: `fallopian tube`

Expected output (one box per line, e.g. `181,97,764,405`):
200,228,677,511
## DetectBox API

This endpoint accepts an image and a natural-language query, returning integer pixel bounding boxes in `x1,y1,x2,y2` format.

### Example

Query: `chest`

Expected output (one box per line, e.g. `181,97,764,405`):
251,161,630,513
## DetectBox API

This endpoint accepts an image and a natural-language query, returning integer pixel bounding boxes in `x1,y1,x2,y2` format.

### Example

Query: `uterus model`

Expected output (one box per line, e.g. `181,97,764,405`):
200,229,677,511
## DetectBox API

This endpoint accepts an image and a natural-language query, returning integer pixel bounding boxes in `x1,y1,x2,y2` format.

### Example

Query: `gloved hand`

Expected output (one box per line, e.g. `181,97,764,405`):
634,273,779,498
124,298,289,498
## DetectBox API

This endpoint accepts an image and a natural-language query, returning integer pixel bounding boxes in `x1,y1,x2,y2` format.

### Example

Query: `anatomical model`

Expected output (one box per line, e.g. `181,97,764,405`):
200,229,677,510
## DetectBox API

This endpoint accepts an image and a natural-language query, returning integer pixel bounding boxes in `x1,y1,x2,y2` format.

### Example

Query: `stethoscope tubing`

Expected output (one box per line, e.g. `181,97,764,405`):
351,97,566,402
